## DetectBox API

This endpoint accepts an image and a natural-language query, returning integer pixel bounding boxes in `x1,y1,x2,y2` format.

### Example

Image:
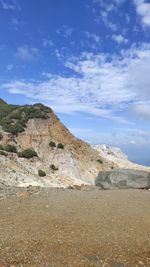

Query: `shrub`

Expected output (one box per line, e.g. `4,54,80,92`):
97,159,103,164
0,132,3,140
50,164,58,171
38,169,46,177
21,149,37,159
17,152,23,157
49,141,56,148
0,150,7,156
4,144,17,153
57,143,64,149
0,144,4,150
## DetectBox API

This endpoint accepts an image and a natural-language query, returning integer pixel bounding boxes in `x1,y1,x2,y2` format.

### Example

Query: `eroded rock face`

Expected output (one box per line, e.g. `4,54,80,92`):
0,110,110,188
95,169,150,189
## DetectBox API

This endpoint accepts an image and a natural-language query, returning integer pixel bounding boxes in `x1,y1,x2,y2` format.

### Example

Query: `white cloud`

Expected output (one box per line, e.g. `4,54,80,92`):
2,44,150,122
0,0,20,10
134,0,150,26
42,38,54,47
85,31,100,44
112,34,128,44
15,45,40,61
56,25,74,39
80,32,101,51
99,10,117,31
93,0,122,31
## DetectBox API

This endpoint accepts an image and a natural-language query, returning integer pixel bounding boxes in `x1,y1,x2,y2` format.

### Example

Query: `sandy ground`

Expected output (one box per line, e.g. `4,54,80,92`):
0,188,150,267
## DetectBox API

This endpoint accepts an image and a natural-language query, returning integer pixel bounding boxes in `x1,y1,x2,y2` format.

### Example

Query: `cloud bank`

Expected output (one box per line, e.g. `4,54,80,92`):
1,44,150,123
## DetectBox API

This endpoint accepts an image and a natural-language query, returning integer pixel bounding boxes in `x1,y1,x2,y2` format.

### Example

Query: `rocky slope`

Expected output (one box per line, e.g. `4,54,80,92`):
0,99,149,188
92,144,150,171
0,99,113,187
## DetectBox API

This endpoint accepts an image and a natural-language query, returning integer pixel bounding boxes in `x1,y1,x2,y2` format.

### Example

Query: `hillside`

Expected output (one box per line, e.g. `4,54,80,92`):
93,144,150,171
0,99,114,187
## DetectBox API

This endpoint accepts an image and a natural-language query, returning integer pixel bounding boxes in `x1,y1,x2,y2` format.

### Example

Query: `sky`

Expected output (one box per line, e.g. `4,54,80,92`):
0,0,150,165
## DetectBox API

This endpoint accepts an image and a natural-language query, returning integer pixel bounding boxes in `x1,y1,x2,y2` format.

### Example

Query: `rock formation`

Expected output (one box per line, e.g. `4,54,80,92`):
95,169,150,189
0,99,149,188
0,99,111,187
92,144,150,171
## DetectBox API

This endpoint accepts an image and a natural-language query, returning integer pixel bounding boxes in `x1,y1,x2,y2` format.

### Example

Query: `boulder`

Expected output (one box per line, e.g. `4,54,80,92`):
95,168,150,189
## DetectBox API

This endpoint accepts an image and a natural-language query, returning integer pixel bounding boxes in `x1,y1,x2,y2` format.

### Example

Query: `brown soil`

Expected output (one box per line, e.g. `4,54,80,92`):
0,189,150,267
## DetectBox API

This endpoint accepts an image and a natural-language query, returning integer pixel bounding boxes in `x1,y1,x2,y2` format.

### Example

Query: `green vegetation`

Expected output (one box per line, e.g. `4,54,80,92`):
0,133,3,140
97,159,103,164
49,141,56,148
57,143,64,149
0,144,17,153
18,148,37,159
0,98,52,135
0,144,4,150
50,164,58,171
4,144,17,153
0,150,7,156
38,169,46,177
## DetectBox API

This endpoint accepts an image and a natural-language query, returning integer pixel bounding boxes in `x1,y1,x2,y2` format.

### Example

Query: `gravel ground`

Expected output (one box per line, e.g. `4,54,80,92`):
0,188,150,267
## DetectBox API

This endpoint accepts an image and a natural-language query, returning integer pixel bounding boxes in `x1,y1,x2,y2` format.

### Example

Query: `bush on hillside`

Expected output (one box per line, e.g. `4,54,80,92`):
0,150,7,156
4,144,17,153
0,132,3,140
50,164,58,171
38,169,46,177
57,143,64,149
17,152,23,157
97,159,103,164
0,144,4,150
0,99,52,135
20,149,37,159
49,141,56,148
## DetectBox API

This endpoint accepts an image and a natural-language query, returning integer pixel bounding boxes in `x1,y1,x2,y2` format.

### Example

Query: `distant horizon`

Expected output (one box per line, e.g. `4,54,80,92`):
0,0,150,166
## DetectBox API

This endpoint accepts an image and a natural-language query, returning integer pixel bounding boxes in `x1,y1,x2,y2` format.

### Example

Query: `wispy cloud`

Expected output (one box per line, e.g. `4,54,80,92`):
2,44,150,122
93,0,120,31
131,102,150,119
112,34,128,44
80,32,101,51
11,18,19,25
56,25,74,39
85,31,100,44
0,0,21,10
11,18,26,30
6,64,14,71
42,38,54,47
15,45,40,61
134,0,150,26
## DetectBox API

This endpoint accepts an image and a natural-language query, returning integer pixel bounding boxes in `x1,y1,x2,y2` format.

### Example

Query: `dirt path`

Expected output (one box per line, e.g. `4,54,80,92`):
0,189,150,267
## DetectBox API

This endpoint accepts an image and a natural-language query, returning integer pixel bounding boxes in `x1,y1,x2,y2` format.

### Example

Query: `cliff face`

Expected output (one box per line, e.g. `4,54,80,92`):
0,102,113,187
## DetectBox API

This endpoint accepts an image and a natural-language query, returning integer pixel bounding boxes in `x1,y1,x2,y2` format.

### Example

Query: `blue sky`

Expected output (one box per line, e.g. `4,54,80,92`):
0,0,150,165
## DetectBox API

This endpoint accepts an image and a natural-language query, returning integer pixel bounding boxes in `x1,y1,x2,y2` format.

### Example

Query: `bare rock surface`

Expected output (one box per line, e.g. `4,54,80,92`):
0,100,149,189
96,168,150,189
0,109,111,188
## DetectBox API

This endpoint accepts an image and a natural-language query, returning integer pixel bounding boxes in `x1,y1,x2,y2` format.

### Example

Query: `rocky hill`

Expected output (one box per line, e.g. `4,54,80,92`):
92,144,150,171
0,99,115,188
